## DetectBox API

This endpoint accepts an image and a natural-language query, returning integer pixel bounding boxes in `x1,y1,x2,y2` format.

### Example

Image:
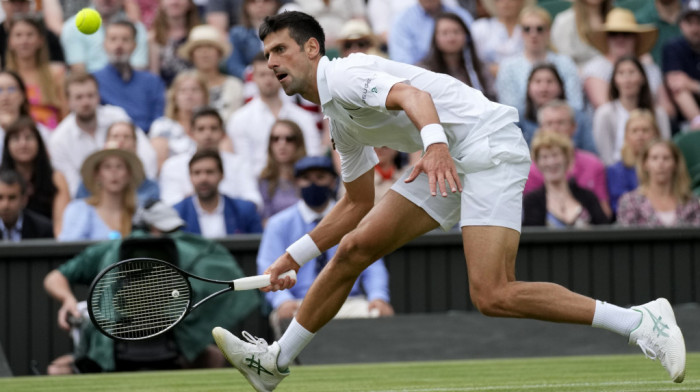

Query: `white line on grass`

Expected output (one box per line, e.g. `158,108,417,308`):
367,379,700,392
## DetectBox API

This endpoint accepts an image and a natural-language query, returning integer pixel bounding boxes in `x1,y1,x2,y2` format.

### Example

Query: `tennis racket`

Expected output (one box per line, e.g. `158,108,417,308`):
87,257,296,341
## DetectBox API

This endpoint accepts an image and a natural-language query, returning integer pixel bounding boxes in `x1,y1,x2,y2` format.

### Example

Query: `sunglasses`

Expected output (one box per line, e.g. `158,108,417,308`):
271,135,297,143
608,32,635,38
522,25,546,34
343,40,371,51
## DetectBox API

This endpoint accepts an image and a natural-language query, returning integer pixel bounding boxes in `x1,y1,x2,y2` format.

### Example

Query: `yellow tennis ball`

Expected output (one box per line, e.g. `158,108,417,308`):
75,8,102,35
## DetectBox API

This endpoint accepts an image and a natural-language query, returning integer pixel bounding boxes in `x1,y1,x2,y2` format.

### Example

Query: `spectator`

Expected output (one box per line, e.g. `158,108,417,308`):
61,0,149,73
0,168,53,240
496,5,583,113
388,0,473,65
607,109,661,215
147,0,200,86
0,0,65,69
294,0,365,52
0,70,50,162
418,12,494,99
374,146,408,205
93,19,166,133
519,64,593,148
618,139,700,226
259,119,306,224
225,0,281,80
45,200,256,374
149,71,210,169
635,0,682,68
1,116,70,235
58,146,144,241
524,100,610,217
226,53,321,176
471,0,532,77
582,8,667,110
50,72,157,196
75,122,160,206
179,25,244,122
366,0,414,48
205,0,243,33
6,14,66,130
662,0,700,130
551,0,612,68
523,131,610,227
258,155,392,339
336,19,384,58
128,0,159,29
174,149,262,237
593,56,671,166
160,107,261,207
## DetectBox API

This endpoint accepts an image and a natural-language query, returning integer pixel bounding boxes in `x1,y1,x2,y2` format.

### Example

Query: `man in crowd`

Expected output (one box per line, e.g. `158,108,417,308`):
0,169,53,241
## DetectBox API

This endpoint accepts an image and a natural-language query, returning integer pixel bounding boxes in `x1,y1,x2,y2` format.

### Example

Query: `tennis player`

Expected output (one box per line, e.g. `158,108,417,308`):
213,11,686,391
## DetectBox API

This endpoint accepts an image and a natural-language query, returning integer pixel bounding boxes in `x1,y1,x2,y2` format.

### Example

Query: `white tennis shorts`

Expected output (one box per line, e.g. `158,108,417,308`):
391,122,531,232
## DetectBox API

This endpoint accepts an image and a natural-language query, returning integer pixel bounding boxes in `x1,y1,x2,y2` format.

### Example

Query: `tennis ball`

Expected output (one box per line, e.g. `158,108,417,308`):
75,8,102,35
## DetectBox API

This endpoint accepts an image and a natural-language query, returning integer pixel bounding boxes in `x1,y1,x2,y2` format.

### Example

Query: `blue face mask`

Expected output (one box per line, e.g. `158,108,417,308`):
300,183,333,208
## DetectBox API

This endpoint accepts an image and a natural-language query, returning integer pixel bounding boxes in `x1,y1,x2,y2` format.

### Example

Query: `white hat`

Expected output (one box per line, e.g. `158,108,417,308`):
140,201,185,232
178,25,232,61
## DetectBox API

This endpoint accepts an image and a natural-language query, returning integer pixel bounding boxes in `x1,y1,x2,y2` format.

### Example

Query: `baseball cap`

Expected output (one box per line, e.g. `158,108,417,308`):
294,156,337,178
140,200,185,232
681,0,700,20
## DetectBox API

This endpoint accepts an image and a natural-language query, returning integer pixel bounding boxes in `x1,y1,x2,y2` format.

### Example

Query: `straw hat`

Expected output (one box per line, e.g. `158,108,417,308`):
178,25,232,61
587,8,658,57
481,0,536,18
338,19,375,42
80,144,145,195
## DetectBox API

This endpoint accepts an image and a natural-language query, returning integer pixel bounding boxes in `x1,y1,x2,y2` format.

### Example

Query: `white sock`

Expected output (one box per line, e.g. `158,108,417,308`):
591,300,642,337
277,318,315,370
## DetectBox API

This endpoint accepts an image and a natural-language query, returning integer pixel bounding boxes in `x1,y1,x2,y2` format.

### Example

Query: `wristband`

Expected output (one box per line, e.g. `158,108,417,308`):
286,234,322,267
420,124,448,151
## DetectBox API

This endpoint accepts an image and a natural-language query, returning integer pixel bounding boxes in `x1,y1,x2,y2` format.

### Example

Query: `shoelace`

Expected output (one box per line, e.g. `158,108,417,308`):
637,339,658,360
242,330,269,353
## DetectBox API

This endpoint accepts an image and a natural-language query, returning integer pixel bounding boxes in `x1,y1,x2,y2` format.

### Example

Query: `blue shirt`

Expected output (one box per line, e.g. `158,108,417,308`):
173,195,262,236
58,199,122,241
226,26,263,79
0,213,22,242
662,36,700,80
389,4,474,65
75,179,160,207
607,161,638,215
93,65,166,132
257,201,390,310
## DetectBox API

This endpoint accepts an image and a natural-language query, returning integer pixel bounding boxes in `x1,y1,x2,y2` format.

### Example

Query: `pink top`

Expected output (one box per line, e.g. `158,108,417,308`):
525,149,609,203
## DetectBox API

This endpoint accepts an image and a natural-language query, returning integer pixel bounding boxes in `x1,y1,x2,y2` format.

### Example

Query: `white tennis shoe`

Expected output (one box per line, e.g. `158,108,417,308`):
212,327,289,392
628,298,686,383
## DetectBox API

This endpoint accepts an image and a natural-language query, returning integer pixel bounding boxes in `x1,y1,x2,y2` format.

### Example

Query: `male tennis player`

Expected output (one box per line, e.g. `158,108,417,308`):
213,11,686,391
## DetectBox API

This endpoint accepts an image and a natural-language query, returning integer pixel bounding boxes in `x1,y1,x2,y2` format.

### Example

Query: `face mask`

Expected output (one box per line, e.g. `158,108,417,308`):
301,183,333,208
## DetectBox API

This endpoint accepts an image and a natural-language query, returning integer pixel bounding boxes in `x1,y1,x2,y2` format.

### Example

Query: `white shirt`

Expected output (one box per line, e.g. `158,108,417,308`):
226,97,322,176
49,105,158,196
159,150,262,208
317,53,518,182
471,17,524,66
193,195,227,239
149,117,196,159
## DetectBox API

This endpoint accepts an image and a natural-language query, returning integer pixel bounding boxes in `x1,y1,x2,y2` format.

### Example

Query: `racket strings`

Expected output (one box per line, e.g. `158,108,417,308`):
91,260,190,339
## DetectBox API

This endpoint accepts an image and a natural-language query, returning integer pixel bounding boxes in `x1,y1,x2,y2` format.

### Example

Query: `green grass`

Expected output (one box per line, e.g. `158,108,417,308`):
1,353,698,392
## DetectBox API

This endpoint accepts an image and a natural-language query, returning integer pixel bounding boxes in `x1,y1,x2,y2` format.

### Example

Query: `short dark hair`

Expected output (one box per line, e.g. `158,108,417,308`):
65,71,99,97
189,149,224,174
252,51,267,64
0,169,27,195
191,106,224,129
259,11,325,56
106,18,138,40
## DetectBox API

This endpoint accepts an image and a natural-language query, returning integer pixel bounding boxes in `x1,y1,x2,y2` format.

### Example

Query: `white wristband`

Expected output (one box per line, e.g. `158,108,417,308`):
286,234,322,267
420,124,448,151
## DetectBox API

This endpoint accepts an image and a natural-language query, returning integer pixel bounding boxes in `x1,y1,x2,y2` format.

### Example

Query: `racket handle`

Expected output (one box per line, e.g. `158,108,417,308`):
233,270,297,291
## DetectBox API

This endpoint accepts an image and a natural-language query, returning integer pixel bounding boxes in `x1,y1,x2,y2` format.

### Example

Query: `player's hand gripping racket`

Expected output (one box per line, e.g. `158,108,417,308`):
87,257,296,341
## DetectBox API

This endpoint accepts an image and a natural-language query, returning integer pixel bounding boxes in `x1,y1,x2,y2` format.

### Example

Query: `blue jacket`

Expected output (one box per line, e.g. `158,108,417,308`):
173,195,262,235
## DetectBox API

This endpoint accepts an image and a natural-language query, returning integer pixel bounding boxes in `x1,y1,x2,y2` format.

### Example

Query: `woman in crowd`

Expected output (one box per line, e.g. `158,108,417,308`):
148,0,200,86
551,0,612,68
58,147,144,241
180,25,244,122
606,109,661,216
0,70,50,161
523,130,609,227
0,116,70,235
617,140,700,227
419,12,494,100
471,0,533,77
258,119,306,224
496,5,582,113
150,71,232,169
5,15,66,130
592,56,670,166
226,0,282,79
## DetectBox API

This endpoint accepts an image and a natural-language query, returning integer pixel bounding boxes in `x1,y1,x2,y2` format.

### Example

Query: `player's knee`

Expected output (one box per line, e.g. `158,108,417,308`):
469,287,509,317
335,232,378,273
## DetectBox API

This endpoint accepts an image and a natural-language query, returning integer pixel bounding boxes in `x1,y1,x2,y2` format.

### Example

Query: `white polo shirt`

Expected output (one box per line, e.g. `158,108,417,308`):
317,53,519,182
